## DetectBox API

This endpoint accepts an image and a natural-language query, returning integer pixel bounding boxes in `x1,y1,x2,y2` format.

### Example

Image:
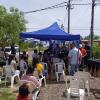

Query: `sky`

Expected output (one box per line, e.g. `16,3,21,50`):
0,0,100,37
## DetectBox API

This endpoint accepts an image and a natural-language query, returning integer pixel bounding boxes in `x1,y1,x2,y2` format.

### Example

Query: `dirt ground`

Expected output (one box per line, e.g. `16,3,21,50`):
0,70,100,100
38,77,100,100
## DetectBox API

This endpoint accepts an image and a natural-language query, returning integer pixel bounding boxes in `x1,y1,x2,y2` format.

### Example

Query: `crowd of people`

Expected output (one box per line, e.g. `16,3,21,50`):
0,41,91,100
16,41,91,100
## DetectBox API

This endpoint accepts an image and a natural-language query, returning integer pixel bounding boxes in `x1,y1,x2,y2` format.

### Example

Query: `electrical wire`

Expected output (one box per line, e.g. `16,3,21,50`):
24,2,68,14
24,1,100,14
26,27,100,30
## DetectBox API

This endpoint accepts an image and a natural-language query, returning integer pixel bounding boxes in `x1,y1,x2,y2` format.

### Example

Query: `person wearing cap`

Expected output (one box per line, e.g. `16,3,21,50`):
68,43,82,76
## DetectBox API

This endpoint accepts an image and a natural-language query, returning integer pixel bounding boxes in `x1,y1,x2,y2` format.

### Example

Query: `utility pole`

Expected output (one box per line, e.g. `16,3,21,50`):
90,0,95,57
68,0,71,33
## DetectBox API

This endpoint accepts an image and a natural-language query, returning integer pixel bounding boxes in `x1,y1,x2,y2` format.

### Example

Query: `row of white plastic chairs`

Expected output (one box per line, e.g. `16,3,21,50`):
0,62,48,88
0,62,91,100
0,63,47,100
0,61,65,86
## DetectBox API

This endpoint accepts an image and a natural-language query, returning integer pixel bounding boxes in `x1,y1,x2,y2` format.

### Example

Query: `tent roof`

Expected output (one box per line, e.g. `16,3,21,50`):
20,22,80,41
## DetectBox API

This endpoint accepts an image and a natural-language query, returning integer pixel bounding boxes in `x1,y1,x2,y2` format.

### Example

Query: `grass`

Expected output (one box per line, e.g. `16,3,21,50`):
0,89,17,100
0,79,19,100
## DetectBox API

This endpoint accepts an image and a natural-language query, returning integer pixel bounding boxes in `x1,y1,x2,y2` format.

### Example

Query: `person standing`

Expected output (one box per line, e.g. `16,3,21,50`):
68,43,82,76
11,44,16,55
32,49,39,68
22,51,28,65
79,44,87,68
84,42,91,66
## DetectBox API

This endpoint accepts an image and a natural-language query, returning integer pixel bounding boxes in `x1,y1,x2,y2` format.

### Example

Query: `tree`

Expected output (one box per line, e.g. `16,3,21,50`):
0,6,26,47
0,6,7,47
84,34,100,40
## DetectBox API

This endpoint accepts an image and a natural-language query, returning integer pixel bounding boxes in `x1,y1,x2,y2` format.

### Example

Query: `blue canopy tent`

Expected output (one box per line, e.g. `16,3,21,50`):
20,22,80,41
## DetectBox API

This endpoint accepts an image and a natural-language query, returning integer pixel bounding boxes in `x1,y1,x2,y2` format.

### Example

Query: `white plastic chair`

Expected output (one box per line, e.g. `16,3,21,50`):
37,62,47,86
4,65,20,88
62,70,68,90
74,71,91,96
41,62,48,77
67,77,85,100
55,62,65,82
40,75,46,87
20,80,40,100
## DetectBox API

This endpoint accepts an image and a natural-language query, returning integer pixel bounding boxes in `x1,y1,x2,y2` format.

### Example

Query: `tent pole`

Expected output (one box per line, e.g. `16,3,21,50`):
39,41,41,52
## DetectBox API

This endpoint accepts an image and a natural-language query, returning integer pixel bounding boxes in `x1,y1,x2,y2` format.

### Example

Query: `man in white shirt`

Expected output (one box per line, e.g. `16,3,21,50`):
68,43,82,75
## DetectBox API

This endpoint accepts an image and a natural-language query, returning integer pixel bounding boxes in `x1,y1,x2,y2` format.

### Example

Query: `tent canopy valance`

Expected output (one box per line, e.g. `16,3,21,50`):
20,22,80,41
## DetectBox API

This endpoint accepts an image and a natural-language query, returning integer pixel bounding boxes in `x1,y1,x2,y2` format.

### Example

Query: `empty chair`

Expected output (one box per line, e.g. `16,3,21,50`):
62,70,68,90
4,65,20,88
74,71,91,96
55,62,65,82
20,80,40,100
67,77,85,100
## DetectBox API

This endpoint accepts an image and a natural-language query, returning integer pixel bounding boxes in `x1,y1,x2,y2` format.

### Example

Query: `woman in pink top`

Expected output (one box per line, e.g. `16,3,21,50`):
21,67,41,92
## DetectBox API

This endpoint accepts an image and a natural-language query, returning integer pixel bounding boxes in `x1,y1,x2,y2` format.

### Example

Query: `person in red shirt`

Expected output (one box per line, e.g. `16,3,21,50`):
80,44,87,69
17,83,30,100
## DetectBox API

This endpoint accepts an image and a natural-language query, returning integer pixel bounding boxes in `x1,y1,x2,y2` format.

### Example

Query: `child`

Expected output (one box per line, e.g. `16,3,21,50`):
17,83,30,100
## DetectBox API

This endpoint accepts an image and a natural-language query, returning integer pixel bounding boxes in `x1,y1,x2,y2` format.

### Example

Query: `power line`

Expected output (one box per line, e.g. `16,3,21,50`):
26,27,100,30
24,2,68,14
71,28,100,30
23,2,100,14
24,5,67,14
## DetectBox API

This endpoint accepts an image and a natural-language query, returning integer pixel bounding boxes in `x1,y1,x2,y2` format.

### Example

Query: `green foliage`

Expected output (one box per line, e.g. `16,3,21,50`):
20,42,29,51
84,35,100,40
93,46,100,59
0,6,26,47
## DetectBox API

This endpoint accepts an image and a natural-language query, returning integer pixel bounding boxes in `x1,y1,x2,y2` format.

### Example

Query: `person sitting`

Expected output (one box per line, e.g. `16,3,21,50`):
9,55,20,75
19,56,28,76
36,62,43,78
21,67,41,92
17,82,30,100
